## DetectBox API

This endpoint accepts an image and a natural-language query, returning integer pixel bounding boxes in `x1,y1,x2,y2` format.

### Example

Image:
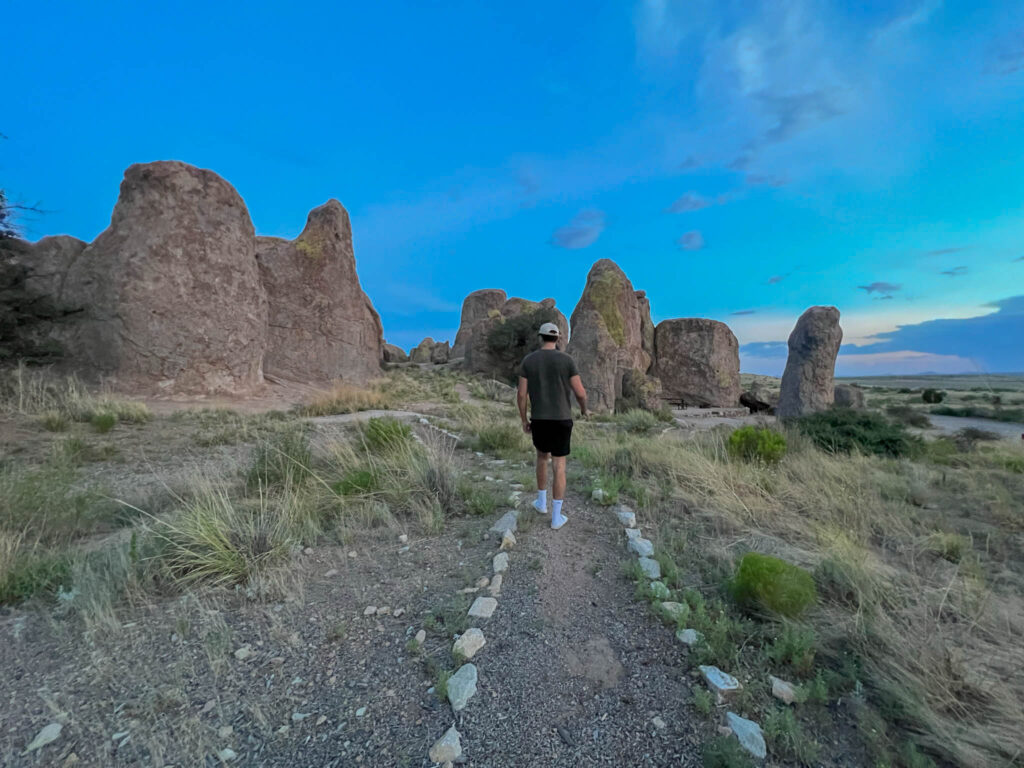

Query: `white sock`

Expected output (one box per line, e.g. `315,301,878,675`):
536,490,547,508
553,499,564,517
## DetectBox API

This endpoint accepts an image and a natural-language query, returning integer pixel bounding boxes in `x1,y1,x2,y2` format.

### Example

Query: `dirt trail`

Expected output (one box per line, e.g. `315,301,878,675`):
454,491,703,767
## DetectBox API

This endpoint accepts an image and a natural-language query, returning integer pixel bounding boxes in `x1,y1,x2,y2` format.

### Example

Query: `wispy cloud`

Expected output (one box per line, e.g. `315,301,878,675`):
940,266,968,277
664,192,711,213
1014,255,1024,262
858,281,902,294
871,0,942,44
988,27,1024,75
678,155,703,171
925,246,966,256
731,309,757,316
766,268,800,285
745,173,789,187
375,284,461,315
678,231,705,250
550,209,606,249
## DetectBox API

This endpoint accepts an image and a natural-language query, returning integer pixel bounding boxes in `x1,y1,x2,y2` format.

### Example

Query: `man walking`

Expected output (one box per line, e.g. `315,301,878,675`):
517,322,588,530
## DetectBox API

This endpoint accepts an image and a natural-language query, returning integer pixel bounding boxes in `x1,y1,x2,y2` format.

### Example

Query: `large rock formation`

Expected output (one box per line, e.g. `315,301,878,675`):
776,306,843,421
409,337,450,364
58,162,268,392
455,291,569,382
566,260,654,412
833,383,864,409
451,289,506,361
653,318,740,407
256,200,382,384
382,342,409,363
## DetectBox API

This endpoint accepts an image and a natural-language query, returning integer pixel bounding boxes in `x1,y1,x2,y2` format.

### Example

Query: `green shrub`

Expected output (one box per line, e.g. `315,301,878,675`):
796,409,922,458
921,388,945,404
731,552,817,618
333,468,381,496
362,417,413,453
246,427,313,490
767,623,817,676
0,551,73,604
474,423,528,453
727,426,787,464
702,735,754,768
931,405,1024,422
90,410,118,433
764,707,821,765
618,408,659,433
885,405,931,428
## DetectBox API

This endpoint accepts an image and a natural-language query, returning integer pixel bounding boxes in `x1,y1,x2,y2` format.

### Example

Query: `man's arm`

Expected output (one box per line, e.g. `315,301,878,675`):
570,375,588,417
517,376,531,432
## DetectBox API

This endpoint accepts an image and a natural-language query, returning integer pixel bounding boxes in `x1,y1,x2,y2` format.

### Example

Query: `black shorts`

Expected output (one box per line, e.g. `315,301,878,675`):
530,419,573,457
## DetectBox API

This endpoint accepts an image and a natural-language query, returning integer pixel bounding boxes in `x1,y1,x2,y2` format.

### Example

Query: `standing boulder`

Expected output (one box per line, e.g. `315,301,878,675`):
833,383,864,409
654,319,740,407
257,199,383,384
776,306,843,421
410,337,435,364
65,161,268,393
458,293,568,382
382,342,409,363
566,260,653,412
451,289,507,361
430,340,450,364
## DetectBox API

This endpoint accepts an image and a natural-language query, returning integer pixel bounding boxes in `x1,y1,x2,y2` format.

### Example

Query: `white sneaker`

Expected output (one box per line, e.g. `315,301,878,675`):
532,499,548,515
551,512,568,530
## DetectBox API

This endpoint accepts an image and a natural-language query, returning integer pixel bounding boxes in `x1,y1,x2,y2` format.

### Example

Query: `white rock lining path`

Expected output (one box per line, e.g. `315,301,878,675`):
613,500,804,761
422,486,523,766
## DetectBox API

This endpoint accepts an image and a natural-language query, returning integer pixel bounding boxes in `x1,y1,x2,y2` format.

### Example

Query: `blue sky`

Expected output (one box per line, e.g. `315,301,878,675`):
5,0,1023,374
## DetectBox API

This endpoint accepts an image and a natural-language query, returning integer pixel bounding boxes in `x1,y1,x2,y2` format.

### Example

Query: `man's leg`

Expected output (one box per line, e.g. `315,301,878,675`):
533,450,550,514
550,456,568,529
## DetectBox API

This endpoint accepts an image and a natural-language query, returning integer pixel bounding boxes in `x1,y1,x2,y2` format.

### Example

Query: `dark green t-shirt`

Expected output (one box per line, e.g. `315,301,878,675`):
518,349,580,421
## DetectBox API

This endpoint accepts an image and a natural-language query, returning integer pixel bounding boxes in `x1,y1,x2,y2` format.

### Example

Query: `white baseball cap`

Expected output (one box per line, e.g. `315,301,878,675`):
538,322,561,337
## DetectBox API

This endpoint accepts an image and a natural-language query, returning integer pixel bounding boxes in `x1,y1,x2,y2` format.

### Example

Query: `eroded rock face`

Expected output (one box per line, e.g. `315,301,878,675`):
457,291,568,381
566,260,653,412
654,318,740,407
776,306,843,421
257,199,383,384
382,342,408,363
452,289,506,361
68,161,268,392
410,337,450,364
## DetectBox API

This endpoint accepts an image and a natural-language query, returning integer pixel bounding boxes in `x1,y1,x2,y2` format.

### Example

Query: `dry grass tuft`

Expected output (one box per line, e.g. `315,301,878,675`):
298,382,392,416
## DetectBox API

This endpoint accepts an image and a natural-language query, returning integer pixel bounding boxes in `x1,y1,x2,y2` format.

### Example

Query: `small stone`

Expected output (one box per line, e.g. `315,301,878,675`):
699,665,742,701
355,707,367,717
457,587,479,595
218,726,233,738
487,574,503,597
475,577,490,589
453,628,486,660
316,715,327,726
429,725,463,763
490,511,518,537
112,731,130,742
415,629,427,644
399,534,409,543
324,569,338,577
492,553,509,574
652,716,667,730
348,550,357,558
363,606,377,616
624,528,642,541
770,675,798,705
649,581,670,600
500,531,516,551
637,557,661,579
659,601,688,621
376,606,391,616
270,657,285,666
485,475,495,482
468,597,497,619
591,488,606,502
506,493,520,507
233,645,254,661
615,505,637,527
393,608,405,618
726,712,766,759
202,700,217,713
276,726,290,735
627,537,655,558
23,723,62,754
303,547,313,555
676,628,702,646
218,748,238,762
446,664,478,711
292,712,310,722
